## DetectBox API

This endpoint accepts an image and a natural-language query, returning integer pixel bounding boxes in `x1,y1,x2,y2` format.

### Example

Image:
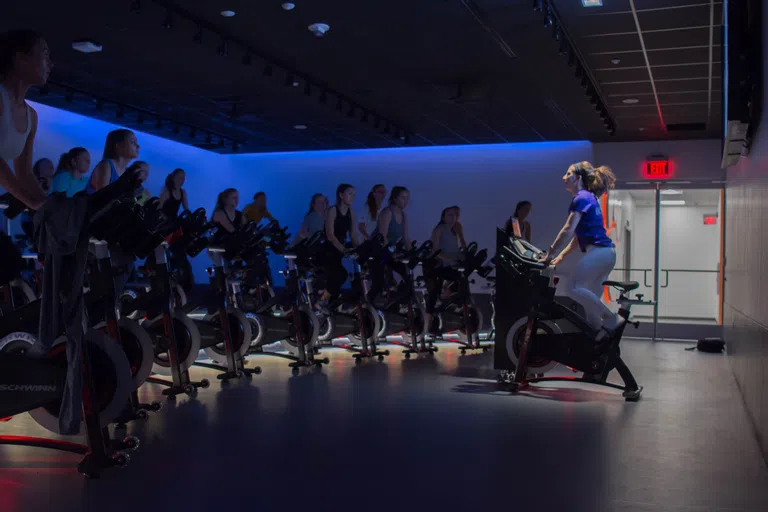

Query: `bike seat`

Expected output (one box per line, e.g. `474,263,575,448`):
603,280,639,292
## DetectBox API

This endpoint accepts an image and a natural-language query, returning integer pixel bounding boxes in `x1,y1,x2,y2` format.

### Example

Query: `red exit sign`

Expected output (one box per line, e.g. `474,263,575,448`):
645,159,670,178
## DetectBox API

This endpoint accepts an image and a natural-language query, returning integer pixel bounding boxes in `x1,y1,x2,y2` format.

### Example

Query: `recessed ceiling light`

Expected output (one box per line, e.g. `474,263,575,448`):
661,200,686,206
72,40,103,53
220,10,236,17
611,58,621,65
282,3,296,10
661,189,683,195
293,124,307,130
622,98,640,104
582,0,603,7
308,23,330,37
638,127,645,131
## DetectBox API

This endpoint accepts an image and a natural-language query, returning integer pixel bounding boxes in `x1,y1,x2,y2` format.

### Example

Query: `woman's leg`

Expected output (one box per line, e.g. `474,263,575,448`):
569,246,618,331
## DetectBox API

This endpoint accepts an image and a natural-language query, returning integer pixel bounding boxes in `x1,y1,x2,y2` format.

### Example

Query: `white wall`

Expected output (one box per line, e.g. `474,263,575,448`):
631,205,721,320
593,139,725,183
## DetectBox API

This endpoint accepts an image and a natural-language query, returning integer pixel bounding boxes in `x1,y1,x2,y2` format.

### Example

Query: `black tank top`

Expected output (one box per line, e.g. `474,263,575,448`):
213,209,242,236
333,205,351,244
162,190,183,219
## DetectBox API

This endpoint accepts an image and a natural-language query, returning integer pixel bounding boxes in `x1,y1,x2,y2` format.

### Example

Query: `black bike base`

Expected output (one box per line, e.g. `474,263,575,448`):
193,361,262,382
402,345,438,359
351,348,390,363
500,374,643,402
145,376,210,400
288,357,329,373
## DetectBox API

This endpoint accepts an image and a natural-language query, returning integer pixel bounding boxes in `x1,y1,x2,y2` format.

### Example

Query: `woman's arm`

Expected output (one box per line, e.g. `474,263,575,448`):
403,212,412,248
525,221,532,243
552,238,578,265
544,211,582,261
349,208,359,246
181,189,190,212
431,227,450,262
213,210,236,233
325,207,346,253
89,160,112,193
454,221,467,249
376,208,391,240
158,188,169,208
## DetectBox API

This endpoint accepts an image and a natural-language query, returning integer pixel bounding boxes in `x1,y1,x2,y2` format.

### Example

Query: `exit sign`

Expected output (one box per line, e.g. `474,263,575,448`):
645,159,670,178
703,214,718,225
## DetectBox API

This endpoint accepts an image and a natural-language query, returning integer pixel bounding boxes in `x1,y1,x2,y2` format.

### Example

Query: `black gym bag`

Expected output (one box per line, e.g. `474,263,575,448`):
685,338,726,353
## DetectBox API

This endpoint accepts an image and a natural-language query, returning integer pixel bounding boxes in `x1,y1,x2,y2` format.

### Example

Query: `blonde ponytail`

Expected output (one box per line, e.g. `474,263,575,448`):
589,165,616,198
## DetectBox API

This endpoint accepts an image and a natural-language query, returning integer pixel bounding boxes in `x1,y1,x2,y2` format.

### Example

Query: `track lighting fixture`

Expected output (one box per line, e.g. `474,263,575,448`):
155,118,163,129
116,106,125,118
347,105,355,118
304,82,312,96
361,111,368,123
544,8,553,28
285,73,296,86
580,75,589,89
137,112,144,124
206,133,213,144
567,48,576,67
162,11,173,30
95,100,103,111
318,90,328,104
65,90,74,102
232,141,239,151
172,124,180,135
382,121,390,133
558,39,568,56
189,127,196,138
532,0,543,11
130,0,141,14
218,138,225,148
193,25,203,44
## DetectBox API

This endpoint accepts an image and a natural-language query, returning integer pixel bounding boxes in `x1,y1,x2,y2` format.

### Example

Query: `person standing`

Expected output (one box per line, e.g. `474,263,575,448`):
51,147,90,197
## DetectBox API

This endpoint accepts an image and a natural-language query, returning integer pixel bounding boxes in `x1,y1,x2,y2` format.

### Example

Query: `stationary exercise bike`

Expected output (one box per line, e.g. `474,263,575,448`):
421,241,494,354
312,234,389,362
493,227,642,401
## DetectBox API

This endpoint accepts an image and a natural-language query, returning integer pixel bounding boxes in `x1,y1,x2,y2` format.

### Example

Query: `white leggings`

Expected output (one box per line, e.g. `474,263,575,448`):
568,245,618,331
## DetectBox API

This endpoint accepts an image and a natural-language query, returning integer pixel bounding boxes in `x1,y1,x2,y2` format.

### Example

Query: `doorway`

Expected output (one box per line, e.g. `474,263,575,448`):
606,185,723,340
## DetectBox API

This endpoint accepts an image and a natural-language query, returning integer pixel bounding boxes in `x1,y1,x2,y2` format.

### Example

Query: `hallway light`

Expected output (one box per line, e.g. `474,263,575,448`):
660,189,683,195
660,200,686,206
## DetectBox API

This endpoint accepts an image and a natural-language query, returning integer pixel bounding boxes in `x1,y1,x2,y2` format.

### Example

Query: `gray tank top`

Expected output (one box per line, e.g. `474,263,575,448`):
382,208,405,244
303,211,325,236
436,224,460,266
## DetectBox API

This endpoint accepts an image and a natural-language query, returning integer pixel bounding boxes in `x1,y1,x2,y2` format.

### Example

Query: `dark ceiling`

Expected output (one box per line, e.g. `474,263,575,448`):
3,0,723,154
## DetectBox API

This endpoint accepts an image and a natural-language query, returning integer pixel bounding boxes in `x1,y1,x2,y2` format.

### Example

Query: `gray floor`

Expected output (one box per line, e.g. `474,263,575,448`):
1,339,767,512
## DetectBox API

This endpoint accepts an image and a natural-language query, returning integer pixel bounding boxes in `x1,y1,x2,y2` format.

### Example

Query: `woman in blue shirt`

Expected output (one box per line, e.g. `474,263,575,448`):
50,147,90,196
541,161,617,331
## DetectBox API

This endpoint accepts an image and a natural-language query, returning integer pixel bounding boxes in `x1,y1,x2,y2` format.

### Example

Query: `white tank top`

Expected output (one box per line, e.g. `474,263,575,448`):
0,84,32,162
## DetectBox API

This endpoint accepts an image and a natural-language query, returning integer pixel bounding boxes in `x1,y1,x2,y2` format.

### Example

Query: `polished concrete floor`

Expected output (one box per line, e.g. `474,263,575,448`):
1,339,767,512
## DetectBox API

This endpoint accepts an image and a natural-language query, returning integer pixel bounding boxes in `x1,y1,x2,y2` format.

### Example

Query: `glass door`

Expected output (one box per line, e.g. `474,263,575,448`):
605,184,724,340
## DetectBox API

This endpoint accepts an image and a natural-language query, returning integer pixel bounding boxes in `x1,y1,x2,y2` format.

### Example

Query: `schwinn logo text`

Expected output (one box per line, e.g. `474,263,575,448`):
0,384,58,392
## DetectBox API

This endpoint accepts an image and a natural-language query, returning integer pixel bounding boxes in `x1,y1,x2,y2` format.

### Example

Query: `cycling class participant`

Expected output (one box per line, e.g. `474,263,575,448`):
368,186,413,303
357,183,386,241
86,129,140,194
293,193,327,244
505,200,532,243
51,147,90,197
540,161,618,332
320,184,358,304
423,206,464,331
0,29,52,209
158,168,189,219
243,191,274,225
211,187,244,234
32,157,53,193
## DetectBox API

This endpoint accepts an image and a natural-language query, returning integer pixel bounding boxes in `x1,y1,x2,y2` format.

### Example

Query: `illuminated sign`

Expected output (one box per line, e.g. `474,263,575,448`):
645,159,670,178
703,214,718,225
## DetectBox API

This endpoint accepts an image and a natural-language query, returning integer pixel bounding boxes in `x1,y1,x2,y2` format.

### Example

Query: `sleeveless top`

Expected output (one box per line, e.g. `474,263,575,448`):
435,224,460,267
0,84,32,162
86,160,120,195
213,209,242,233
380,208,405,244
332,206,352,244
303,211,325,236
358,206,382,237
162,190,183,219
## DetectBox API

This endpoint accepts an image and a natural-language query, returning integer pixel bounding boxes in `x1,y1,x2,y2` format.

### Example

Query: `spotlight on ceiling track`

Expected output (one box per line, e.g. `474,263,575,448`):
95,100,103,111
347,105,355,118
130,0,141,14
172,124,180,135
558,39,568,56
532,0,543,12
544,9,553,28
65,90,74,102
193,26,203,44
285,74,297,87
162,11,173,30
232,141,239,151
382,121,390,133
137,113,145,124
242,54,252,66
206,133,213,144
189,127,196,138
361,111,368,123
567,48,576,67
218,138,225,148
304,82,312,96
580,75,589,89
116,106,125,118
263,64,273,76
217,39,228,56
156,118,163,129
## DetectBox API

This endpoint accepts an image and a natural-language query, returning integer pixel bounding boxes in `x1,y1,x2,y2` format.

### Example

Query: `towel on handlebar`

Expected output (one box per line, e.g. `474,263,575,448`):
33,193,91,435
